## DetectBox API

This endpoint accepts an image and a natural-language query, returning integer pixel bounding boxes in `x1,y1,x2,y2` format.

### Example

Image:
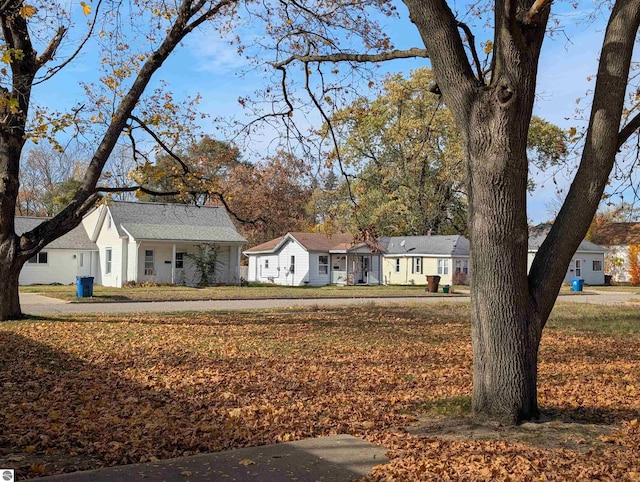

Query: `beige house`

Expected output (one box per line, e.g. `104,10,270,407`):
380,235,470,286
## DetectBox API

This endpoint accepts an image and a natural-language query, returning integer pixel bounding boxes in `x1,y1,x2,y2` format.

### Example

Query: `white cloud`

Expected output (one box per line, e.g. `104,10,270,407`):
183,31,251,75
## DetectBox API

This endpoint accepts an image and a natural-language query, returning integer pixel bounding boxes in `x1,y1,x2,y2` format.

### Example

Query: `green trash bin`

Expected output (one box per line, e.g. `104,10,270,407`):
76,276,94,298
442,285,450,294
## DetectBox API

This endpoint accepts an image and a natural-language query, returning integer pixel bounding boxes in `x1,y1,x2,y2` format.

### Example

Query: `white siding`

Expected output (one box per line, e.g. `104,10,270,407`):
277,240,309,286
19,249,94,285
127,239,138,283
95,211,126,287
247,255,258,282
308,252,331,286
81,206,103,240
245,240,309,286
527,250,606,285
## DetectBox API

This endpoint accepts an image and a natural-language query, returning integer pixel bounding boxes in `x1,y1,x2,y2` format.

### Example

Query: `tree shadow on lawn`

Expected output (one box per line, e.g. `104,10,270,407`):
0,331,304,479
0,328,408,479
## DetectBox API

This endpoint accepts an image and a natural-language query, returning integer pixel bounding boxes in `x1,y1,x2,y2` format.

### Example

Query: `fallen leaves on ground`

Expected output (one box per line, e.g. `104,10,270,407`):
0,304,638,479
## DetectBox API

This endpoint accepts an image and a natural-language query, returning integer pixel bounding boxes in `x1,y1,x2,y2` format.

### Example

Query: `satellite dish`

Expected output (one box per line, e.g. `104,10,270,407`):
400,240,406,247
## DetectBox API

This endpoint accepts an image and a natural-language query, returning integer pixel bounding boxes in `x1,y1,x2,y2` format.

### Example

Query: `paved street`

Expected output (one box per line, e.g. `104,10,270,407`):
18,290,639,316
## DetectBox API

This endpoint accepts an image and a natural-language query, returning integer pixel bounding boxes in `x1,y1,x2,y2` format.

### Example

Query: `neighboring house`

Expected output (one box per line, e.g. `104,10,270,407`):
82,201,246,287
380,235,470,286
527,235,607,285
244,232,384,286
590,222,640,283
16,217,98,285
246,230,608,287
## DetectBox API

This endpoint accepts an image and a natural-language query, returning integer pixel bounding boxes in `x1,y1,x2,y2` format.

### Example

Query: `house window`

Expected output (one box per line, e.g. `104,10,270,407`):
437,259,449,275
264,259,269,269
289,255,295,274
27,252,48,264
455,259,469,274
145,250,154,275
395,258,400,273
593,260,602,271
412,257,423,274
575,259,581,277
318,255,329,275
175,252,184,269
105,248,112,274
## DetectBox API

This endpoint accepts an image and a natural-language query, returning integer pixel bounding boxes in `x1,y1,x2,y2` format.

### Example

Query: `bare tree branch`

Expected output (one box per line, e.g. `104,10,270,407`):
456,20,484,85
35,0,104,83
618,111,640,149
128,114,191,173
271,47,429,69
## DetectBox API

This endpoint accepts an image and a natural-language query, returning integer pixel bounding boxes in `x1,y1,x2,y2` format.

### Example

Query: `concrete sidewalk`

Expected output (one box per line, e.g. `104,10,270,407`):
19,294,470,316
19,289,640,317
37,435,388,482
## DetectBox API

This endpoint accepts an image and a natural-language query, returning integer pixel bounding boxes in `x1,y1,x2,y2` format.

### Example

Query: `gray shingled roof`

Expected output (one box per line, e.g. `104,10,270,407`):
379,235,470,256
15,217,97,250
528,235,607,253
107,201,246,243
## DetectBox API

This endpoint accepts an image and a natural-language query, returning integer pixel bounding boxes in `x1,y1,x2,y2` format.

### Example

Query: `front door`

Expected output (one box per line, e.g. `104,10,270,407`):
359,256,370,284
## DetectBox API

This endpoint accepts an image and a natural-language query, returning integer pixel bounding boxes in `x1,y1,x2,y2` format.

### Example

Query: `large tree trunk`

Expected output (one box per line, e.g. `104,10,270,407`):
465,85,544,423
0,237,24,320
403,0,551,424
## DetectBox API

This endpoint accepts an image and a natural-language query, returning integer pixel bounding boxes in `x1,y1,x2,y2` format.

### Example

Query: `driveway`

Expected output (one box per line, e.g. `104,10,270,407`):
18,290,639,316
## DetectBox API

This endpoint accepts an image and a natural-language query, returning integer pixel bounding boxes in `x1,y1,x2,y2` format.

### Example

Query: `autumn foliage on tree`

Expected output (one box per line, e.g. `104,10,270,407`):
221,150,315,246
628,245,640,286
319,68,567,237
133,138,315,246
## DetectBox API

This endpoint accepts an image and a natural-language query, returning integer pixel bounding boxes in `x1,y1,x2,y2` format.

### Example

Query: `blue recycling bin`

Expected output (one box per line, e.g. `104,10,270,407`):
571,277,584,292
76,276,94,298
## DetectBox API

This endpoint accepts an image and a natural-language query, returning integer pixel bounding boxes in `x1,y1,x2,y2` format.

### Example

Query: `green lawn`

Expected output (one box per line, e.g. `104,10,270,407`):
20,283,469,302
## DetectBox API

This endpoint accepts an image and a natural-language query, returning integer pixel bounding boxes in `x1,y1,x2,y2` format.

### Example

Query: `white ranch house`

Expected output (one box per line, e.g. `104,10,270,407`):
244,232,384,286
16,217,98,285
527,235,607,286
19,201,246,287
244,232,469,287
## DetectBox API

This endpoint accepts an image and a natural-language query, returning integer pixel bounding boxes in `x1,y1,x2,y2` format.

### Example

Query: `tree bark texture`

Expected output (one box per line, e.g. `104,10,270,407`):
0,236,24,320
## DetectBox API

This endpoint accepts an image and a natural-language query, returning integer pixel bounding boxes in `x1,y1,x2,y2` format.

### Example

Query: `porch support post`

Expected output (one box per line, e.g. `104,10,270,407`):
133,243,140,281
171,243,176,284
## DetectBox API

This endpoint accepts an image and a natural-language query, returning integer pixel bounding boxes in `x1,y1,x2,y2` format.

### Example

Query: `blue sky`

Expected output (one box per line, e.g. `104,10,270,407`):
30,1,624,224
